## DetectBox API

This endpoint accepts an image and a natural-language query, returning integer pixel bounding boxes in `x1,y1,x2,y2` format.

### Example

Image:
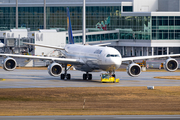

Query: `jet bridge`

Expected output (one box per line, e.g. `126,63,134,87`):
0,29,28,54
28,30,66,56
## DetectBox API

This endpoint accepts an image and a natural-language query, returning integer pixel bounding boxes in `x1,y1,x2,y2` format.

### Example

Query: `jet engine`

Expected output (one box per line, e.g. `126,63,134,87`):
127,63,141,77
48,63,63,77
164,58,178,72
3,57,17,71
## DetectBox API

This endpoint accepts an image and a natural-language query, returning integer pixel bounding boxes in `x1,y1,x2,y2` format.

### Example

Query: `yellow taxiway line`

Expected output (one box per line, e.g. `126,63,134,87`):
0,78,5,81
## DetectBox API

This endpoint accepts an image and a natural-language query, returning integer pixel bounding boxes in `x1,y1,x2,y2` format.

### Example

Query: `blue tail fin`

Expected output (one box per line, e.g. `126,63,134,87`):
67,7,74,44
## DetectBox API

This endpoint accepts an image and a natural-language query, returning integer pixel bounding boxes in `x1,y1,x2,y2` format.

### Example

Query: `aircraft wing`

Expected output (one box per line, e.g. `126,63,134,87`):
0,54,83,65
23,43,65,50
121,54,180,62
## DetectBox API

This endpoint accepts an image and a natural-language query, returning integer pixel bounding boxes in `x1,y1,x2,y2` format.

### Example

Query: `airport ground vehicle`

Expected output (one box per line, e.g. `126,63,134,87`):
101,73,119,83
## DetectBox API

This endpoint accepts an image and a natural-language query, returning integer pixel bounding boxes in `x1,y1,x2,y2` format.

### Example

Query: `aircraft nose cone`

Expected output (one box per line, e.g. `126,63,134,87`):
111,58,122,70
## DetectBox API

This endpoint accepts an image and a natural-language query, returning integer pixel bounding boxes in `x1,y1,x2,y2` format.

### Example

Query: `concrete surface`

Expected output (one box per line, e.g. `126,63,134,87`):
0,69,180,88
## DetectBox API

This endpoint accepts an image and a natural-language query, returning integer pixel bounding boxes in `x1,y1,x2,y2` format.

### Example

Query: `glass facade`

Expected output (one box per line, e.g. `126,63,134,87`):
0,5,180,42
19,7,44,31
119,16,151,40
87,6,121,30
46,6,121,31
46,7,69,30
152,16,180,40
0,7,16,30
66,32,119,43
0,7,44,31
123,6,133,12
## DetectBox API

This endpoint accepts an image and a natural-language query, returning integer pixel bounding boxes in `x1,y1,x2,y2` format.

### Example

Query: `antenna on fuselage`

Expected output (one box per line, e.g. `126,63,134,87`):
82,0,86,45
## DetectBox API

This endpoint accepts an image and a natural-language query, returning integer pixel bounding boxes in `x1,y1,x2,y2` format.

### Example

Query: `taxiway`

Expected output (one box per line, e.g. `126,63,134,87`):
0,69,180,88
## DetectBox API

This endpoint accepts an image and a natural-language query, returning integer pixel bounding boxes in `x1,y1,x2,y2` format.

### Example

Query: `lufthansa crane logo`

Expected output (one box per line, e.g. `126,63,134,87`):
94,49,102,54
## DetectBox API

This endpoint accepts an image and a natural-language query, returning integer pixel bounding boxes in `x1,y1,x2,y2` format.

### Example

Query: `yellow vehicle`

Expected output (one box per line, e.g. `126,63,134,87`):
101,73,119,83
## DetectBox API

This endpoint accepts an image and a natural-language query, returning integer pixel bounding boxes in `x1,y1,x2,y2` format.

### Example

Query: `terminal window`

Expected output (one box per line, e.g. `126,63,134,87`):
123,6,133,12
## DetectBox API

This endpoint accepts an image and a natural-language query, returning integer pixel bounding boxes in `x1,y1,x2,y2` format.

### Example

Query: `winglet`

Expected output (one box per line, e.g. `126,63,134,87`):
67,7,74,44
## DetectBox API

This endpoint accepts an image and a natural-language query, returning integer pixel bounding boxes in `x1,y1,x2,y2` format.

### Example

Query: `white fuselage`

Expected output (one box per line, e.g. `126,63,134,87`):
64,44,122,72
0,43,4,47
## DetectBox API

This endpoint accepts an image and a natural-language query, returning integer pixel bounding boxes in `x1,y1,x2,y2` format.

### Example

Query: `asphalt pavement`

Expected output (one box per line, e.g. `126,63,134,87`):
0,68,180,88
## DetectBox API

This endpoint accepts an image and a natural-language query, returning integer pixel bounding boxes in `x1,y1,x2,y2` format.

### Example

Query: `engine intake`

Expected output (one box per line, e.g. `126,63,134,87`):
48,63,62,77
3,57,17,71
127,63,141,77
164,58,178,72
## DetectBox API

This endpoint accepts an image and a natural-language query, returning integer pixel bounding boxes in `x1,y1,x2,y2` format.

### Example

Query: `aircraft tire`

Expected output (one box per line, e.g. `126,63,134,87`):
83,74,87,80
61,74,65,80
67,74,71,80
88,74,92,80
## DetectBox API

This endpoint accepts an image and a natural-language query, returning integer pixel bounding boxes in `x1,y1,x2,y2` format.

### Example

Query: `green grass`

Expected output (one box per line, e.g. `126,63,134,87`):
0,87,180,116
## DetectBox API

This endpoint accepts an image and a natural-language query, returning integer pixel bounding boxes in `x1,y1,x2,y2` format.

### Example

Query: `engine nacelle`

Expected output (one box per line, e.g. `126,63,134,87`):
164,58,178,72
127,63,141,77
48,63,62,77
3,57,17,71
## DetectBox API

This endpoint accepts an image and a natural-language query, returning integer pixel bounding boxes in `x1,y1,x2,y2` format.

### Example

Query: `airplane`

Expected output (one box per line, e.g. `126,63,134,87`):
0,7,180,80
0,41,4,47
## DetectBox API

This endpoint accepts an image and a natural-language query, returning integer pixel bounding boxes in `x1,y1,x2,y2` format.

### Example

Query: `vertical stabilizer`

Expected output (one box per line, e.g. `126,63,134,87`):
67,7,74,44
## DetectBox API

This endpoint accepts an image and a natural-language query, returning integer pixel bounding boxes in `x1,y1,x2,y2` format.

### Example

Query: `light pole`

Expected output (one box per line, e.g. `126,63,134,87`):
16,0,18,29
82,0,86,45
44,0,46,29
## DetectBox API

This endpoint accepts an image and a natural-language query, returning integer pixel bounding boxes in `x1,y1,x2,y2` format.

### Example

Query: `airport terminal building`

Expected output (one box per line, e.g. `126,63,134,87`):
0,0,180,57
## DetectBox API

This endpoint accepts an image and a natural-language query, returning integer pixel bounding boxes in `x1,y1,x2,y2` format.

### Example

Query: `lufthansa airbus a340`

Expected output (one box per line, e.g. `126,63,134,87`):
0,8,180,80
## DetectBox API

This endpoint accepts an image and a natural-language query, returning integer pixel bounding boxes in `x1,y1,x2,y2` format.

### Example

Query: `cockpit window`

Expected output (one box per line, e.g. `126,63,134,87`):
107,54,111,57
106,54,120,57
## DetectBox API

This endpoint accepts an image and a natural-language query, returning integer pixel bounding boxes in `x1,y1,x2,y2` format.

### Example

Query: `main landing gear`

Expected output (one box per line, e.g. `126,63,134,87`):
60,64,73,80
60,65,93,80
83,72,92,80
